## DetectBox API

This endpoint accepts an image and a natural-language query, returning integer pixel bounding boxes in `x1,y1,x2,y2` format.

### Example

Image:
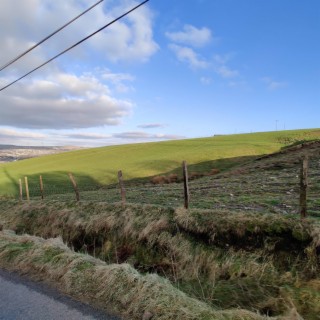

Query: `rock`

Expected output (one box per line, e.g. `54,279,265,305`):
142,311,154,320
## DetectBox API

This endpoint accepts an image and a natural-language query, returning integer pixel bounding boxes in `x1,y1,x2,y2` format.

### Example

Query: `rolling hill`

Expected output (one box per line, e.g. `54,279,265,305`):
1,128,320,196
1,129,320,319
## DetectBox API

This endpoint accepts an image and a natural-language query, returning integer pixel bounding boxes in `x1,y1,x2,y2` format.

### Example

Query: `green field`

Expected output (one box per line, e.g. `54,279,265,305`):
1,128,320,196
1,129,320,319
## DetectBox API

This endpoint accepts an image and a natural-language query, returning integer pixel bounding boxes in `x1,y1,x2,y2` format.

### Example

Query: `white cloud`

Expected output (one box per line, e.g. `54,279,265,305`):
216,65,239,79
166,24,212,47
0,128,46,140
0,1,166,147
113,131,184,140
166,26,239,78
212,53,239,79
0,127,185,147
213,54,233,65
88,1,159,63
0,0,158,74
169,44,209,69
166,24,213,70
137,123,167,129
262,77,287,90
62,132,111,140
0,71,133,129
0,127,51,146
102,71,135,93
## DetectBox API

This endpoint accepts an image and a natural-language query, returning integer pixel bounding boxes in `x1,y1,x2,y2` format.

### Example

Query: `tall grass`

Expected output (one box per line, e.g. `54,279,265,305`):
0,230,272,320
0,201,319,319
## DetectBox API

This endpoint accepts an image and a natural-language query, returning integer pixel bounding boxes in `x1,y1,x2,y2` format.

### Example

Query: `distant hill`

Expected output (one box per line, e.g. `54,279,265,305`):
0,129,320,196
0,145,82,163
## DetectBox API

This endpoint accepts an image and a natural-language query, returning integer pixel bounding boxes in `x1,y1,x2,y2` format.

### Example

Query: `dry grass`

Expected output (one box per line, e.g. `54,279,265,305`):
0,201,319,318
151,169,219,185
151,174,180,184
0,230,272,320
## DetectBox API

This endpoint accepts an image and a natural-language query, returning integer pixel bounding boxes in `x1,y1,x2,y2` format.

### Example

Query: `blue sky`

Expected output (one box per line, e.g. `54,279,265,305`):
0,0,319,146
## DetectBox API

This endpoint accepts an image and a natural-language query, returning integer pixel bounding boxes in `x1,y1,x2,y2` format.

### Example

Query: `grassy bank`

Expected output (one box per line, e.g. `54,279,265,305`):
1,129,320,196
1,230,271,320
0,201,319,319
0,129,319,319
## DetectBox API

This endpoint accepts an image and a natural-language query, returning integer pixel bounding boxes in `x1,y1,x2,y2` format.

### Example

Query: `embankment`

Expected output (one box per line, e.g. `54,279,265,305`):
0,201,319,319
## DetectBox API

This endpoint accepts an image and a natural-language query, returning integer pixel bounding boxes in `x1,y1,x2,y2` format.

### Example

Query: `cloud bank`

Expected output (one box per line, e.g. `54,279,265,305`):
0,0,161,146
0,71,133,129
0,127,185,147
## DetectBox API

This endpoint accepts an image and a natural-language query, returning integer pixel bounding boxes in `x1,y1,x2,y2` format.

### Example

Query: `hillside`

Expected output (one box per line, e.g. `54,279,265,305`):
1,129,320,196
0,129,319,319
5,134,318,219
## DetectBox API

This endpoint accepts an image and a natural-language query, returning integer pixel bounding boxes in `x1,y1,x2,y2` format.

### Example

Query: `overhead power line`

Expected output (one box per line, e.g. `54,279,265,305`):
0,0,104,72
0,0,150,92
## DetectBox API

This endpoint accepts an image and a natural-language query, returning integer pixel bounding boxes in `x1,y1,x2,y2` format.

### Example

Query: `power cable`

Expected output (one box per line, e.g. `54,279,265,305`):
0,0,149,92
0,0,104,72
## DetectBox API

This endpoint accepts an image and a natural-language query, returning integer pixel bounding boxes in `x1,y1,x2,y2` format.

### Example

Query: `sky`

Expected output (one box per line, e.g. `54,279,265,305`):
0,0,319,147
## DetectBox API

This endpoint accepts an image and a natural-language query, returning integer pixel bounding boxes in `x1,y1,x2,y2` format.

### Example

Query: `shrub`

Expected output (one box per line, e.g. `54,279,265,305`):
167,174,178,183
151,176,167,185
208,168,220,176
189,172,204,180
151,174,179,184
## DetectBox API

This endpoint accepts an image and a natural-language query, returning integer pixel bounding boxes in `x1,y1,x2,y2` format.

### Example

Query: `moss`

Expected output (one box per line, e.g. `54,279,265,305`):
177,270,282,315
281,283,320,319
133,242,170,274
33,246,65,264
291,228,311,242
72,260,95,272
1,241,33,262
265,221,288,234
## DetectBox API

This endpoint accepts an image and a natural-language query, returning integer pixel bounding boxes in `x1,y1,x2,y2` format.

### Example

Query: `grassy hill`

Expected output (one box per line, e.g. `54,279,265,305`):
1,129,320,319
1,128,320,196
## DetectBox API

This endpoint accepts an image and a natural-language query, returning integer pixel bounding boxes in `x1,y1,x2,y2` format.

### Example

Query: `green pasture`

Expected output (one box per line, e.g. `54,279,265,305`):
1,128,319,196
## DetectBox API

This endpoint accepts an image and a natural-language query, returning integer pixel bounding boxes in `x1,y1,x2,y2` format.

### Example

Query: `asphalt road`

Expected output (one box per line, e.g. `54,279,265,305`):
0,269,120,320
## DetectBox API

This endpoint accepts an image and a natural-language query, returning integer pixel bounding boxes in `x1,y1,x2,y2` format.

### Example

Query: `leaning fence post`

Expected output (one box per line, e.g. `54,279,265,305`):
39,175,44,200
182,161,190,209
299,156,308,218
68,173,80,202
24,176,30,201
118,170,126,206
19,179,23,201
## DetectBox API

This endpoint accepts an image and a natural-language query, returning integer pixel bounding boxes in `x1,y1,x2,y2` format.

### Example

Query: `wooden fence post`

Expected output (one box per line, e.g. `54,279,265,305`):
118,170,126,206
19,179,23,201
39,175,44,200
68,173,80,202
24,176,30,201
299,156,308,218
182,161,189,209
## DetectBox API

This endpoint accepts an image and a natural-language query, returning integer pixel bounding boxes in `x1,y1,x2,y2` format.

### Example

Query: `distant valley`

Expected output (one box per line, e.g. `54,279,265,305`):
0,145,81,163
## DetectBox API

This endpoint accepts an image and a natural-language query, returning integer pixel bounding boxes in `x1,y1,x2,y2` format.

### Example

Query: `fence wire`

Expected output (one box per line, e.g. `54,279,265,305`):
16,157,320,217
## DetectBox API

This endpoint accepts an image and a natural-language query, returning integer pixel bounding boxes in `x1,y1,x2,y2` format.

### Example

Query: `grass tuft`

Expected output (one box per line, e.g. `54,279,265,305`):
0,201,319,318
0,230,271,320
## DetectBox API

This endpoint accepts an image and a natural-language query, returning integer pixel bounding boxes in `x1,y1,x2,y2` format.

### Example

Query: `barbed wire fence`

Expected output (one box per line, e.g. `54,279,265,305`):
16,156,320,218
